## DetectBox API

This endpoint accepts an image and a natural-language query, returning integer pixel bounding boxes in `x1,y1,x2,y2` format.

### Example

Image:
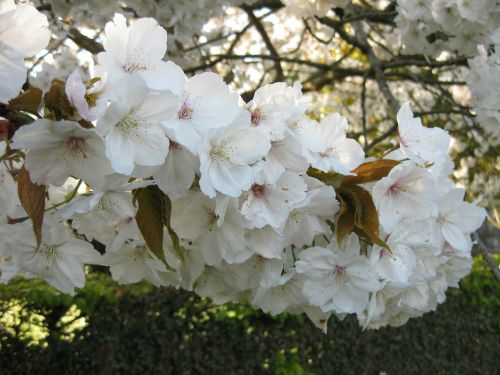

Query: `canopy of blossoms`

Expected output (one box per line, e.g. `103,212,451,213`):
0,0,495,331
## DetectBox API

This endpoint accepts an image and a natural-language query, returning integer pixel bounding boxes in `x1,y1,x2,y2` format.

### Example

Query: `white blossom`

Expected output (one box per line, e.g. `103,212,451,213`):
153,139,198,199
0,0,50,102
397,102,451,168
96,13,178,91
1,219,102,295
433,188,487,254
65,70,109,122
11,119,114,187
172,191,251,266
306,113,365,175
162,72,242,155
296,234,381,314
372,163,435,233
241,171,307,229
281,177,339,248
198,116,271,198
97,76,179,175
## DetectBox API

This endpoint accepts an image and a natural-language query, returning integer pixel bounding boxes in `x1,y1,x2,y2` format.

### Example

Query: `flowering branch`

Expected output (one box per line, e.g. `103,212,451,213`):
0,0,496,332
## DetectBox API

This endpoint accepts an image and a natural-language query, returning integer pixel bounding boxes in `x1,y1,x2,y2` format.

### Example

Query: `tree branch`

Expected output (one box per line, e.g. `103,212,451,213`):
361,73,369,148
242,6,285,81
351,20,399,115
68,28,104,54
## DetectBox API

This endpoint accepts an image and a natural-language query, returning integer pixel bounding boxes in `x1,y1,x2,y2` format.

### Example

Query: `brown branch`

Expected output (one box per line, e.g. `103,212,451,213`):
185,10,276,75
364,123,397,151
304,19,335,44
383,56,468,69
28,35,68,74
68,28,104,54
207,53,330,70
351,20,399,115
317,16,362,51
361,73,369,149
242,6,284,81
335,8,397,26
415,109,475,117
242,0,283,11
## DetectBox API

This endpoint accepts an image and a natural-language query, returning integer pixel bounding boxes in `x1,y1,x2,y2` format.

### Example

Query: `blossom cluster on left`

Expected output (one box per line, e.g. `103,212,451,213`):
0,2,487,331
0,0,50,102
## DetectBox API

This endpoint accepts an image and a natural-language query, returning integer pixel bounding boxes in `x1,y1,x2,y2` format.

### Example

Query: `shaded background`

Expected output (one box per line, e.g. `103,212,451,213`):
1,257,499,375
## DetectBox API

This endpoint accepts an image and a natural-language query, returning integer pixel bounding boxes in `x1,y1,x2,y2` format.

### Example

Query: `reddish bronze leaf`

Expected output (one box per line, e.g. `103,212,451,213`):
8,88,43,114
44,80,75,120
341,159,399,186
163,193,185,261
336,185,388,248
17,166,46,248
133,185,166,264
348,185,381,244
335,188,356,244
307,166,342,187
0,119,10,140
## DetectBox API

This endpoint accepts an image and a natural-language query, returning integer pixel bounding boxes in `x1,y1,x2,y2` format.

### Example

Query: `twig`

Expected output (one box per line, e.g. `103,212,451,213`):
361,73,368,148
351,20,399,115
242,6,284,81
68,28,104,54
28,34,69,74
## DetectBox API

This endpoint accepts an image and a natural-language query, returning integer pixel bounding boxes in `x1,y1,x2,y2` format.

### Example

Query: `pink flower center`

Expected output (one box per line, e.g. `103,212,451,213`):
251,108,263,126
169,140,180,151
388,183,401,196
319,147,335,158
379,248,389,259
333,265,348,281
65,136,86,154
250,183,267,198
122,62,147,74
178,103,193,120
208,211,218,228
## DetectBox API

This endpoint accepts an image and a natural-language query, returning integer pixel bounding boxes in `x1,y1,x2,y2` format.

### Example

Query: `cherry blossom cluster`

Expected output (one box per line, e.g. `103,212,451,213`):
396,0,499,57
466,33,500,143
395,0,500,149
0,0,51,103
357,103,487,328
282,0,348,16
0,2,487,330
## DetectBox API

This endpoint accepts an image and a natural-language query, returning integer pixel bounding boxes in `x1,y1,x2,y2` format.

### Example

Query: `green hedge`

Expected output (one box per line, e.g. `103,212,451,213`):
0,257,499,374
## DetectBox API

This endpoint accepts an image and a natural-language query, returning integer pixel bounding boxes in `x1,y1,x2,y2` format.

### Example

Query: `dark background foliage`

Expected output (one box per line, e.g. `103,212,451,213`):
1,258,499,375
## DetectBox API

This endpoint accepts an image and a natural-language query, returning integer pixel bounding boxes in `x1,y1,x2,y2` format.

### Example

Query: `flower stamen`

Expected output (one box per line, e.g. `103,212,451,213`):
251,183,267,198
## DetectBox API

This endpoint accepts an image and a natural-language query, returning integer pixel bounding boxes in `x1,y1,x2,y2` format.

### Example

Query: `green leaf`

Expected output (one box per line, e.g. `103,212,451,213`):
341,159,399,186
17,166,46,249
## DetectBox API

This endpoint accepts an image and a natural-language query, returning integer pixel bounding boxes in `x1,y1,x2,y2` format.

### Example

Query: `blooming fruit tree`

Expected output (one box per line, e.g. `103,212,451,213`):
0,0,494,330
